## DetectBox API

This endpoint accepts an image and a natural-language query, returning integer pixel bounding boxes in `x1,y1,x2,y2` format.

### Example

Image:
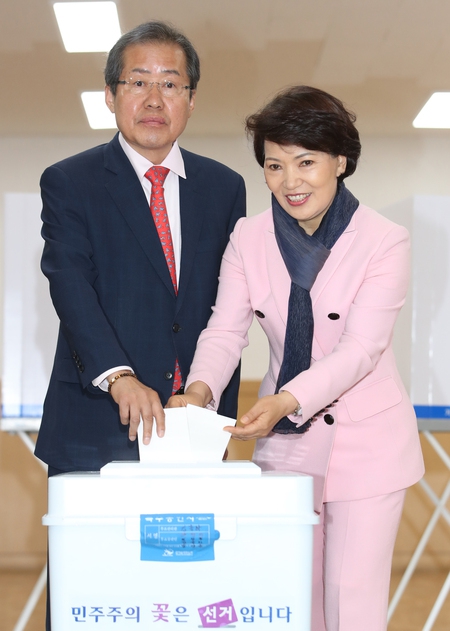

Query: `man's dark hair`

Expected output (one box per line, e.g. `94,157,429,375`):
245,85,361,182
105,21,200,95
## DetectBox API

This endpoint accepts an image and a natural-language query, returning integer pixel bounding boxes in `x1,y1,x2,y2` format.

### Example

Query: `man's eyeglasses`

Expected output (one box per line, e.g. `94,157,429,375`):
115,78,191,98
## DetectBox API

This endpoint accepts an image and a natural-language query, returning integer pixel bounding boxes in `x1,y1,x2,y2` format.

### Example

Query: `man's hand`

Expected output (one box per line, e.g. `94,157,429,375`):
108,373,165,444
224,391,299,441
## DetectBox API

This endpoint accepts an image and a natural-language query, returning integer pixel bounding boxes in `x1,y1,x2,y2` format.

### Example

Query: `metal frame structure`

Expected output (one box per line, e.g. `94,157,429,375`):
388,425,450,630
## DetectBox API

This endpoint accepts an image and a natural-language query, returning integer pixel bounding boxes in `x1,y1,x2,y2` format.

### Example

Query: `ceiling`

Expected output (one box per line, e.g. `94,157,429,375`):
2,0,450,138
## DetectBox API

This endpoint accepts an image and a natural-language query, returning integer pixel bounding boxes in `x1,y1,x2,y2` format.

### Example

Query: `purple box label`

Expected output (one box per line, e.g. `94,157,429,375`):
198,598,238,628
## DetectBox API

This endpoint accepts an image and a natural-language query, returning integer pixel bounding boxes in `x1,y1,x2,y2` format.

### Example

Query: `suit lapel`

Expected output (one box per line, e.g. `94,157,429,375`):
265,210,358,358
310,216,358,305
265,221,291,326
176,155,205,308
103,135,176,297
310,215,358,359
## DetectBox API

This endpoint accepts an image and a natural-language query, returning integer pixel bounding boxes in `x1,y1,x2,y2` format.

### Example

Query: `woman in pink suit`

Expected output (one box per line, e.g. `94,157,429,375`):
167,86,424,631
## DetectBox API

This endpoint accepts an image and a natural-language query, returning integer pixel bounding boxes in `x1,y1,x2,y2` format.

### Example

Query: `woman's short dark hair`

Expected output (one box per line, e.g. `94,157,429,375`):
245,85,361,181
105,21,200,95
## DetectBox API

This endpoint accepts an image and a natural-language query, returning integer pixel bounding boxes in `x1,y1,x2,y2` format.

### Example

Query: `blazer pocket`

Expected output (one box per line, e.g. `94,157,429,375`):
344,376,403,422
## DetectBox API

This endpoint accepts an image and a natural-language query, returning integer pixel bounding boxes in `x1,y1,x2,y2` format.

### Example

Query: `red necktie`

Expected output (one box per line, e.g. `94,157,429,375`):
145,166,182,394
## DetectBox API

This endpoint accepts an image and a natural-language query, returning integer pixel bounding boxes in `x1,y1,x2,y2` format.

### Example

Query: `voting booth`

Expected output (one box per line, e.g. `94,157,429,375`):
44,461,318,630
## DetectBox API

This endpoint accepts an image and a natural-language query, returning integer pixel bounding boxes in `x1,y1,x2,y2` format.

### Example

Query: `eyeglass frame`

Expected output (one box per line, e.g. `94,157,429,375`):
115,78,192,97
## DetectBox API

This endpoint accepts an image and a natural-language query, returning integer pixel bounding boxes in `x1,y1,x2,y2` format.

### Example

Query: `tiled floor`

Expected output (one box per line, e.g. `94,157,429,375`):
1,568,449,631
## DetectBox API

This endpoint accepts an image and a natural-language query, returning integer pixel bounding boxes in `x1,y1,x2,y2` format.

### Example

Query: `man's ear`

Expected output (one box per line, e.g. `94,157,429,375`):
188,89,197,117
105,85,115,113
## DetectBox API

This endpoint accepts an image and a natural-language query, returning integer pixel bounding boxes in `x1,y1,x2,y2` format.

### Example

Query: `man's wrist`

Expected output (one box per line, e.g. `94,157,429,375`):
93,365,133,391
107,371,137,394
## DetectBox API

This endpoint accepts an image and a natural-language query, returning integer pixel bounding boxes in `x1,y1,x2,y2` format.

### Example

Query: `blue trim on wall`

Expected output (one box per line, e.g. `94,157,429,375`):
414,405,450,419
3,403,450,420
2,404,43,418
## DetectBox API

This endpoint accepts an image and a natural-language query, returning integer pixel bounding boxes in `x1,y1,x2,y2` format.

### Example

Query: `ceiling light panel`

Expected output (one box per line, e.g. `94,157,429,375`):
81,91,117,129
413,92,450,129
53,1,121,53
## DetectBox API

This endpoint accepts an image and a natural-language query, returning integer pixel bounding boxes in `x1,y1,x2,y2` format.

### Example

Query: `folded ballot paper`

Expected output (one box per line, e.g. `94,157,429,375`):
137,404,232,464
100,404,261,477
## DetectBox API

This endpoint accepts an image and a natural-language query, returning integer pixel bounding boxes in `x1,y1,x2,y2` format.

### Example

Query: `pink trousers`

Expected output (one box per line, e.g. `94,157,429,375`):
312,490,406,631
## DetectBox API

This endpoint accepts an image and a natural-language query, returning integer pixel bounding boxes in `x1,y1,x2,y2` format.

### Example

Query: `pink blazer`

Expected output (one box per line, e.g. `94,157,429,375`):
187,204,424,511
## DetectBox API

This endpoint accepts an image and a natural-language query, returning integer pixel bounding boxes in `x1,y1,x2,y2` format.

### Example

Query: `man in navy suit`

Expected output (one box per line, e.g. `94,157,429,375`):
35,21,246,475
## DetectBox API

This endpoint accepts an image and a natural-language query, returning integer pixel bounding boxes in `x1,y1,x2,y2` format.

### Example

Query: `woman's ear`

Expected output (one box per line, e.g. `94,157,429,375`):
337,155,347,177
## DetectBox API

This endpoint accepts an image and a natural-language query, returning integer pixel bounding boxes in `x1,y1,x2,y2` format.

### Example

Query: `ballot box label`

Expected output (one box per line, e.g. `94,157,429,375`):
140,513,220,562
68,601,294,626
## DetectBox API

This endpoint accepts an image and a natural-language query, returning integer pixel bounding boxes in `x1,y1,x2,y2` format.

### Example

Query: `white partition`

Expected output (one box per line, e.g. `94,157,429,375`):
1,193,58,422
384,195,450,631
385,195,450,431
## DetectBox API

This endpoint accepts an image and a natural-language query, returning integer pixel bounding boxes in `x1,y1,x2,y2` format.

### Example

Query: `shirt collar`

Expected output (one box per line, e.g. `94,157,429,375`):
118,133,186,180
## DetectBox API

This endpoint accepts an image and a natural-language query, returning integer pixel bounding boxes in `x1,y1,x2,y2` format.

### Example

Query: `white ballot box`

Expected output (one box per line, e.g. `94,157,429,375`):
43,462,318,630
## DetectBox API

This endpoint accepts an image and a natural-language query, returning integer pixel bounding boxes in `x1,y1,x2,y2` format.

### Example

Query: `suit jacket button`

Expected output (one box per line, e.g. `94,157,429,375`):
255,310,265,318
328,313,340,320
324,414,334,425
79,365,85,373
172,323,181,333
164,371,173,380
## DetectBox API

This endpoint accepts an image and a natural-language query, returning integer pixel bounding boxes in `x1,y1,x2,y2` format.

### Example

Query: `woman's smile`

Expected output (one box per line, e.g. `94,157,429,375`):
286,192,312,205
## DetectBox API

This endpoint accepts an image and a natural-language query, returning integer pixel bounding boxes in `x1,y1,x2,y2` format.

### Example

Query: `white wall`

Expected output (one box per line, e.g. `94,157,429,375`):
1,131,450,381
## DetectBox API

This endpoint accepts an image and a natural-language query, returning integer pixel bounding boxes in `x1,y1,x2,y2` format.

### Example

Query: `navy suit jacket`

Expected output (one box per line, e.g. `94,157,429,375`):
35,134,246,470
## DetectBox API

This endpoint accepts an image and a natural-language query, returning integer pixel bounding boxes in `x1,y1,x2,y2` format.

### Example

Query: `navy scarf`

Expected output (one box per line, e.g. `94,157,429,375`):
272,182,359,434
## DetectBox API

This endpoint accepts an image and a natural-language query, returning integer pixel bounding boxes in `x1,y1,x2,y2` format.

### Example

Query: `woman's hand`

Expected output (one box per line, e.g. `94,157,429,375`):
224,391,299,440
165,392,205,408
165,381,213,409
